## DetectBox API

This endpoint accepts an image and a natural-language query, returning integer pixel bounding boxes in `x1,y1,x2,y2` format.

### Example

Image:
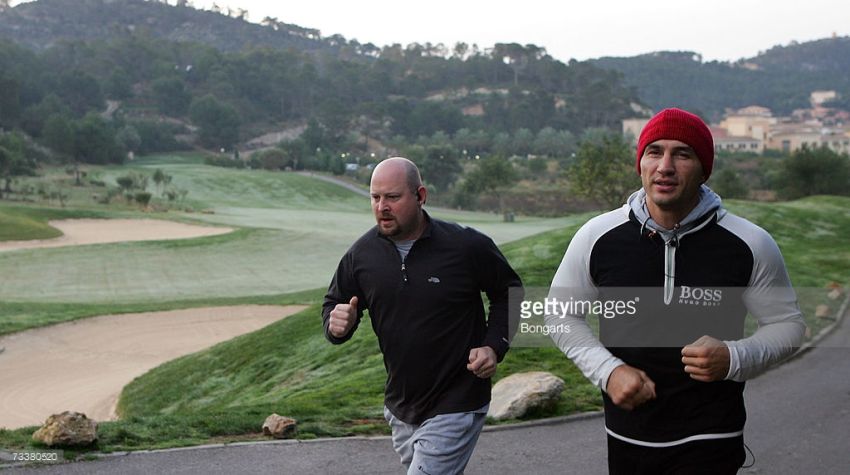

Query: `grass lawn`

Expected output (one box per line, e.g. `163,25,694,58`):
0,205,112,241
97,154,369,212
0,207,63,241
0,289,324,336
0,153,847,454
0,155,584,306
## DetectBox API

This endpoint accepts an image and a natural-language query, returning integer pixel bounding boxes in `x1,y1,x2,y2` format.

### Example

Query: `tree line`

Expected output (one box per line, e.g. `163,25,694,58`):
0,27,640,158
592,42,850,121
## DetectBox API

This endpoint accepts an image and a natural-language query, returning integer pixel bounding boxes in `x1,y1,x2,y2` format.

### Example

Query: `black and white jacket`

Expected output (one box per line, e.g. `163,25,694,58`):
546,186,805,446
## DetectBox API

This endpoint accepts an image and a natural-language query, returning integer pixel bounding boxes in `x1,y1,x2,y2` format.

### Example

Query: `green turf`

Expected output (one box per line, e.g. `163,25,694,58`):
99,154,369,212
0,227,346,303
0,289,325,336
1,154,847,454
0,156,582,304
725,196,850,286
0,205,112,241
0,209,60,241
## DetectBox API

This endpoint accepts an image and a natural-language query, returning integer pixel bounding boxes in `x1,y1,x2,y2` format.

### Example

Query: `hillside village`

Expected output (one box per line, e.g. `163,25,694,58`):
623,90,850,155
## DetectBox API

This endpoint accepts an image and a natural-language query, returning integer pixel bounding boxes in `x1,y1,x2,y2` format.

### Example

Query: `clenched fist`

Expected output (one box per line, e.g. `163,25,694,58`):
606,364,656,411
328,296,358,338
467,346,498,379
681,335,730,382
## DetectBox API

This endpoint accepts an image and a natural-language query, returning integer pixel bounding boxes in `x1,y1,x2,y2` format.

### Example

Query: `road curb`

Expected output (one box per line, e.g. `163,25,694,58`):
482,410,604,433
789,287,849,360
78,410,605,463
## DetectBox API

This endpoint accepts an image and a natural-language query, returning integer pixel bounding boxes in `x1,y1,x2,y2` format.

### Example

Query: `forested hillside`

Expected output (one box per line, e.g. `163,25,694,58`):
2,0,848,214
0,0,330,53
0,0,642,167
592,37,850,120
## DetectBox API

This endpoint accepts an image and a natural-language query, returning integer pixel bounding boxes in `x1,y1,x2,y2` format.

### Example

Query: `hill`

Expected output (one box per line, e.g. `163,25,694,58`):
592,36,850,119
750,36,850,73
0,0,642,160
3,1,848,135
0,0,330,53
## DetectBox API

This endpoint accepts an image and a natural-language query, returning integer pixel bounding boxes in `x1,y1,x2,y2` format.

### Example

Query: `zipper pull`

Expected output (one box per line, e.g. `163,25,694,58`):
401,263,408,283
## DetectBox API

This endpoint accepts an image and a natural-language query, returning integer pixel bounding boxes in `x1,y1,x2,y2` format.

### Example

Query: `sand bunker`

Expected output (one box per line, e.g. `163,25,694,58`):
0,305,306,429
0,219,233,252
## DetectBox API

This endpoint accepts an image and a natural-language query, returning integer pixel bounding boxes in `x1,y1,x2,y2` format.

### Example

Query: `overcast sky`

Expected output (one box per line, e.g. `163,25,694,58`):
12,0,850,62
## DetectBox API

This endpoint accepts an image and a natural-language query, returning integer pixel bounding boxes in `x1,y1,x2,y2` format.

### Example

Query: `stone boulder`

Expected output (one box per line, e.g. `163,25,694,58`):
488,371,565,420
262,414,297,439
32,411,97,447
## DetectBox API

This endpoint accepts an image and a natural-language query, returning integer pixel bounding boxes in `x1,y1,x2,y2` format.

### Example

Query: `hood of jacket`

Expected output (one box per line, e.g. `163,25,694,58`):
627,184,725,239
625,184,726,305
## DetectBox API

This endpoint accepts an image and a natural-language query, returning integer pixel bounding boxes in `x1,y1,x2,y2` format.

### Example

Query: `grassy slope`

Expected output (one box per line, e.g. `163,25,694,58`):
1,156,574,305
0,289,325,336
98,154,369,212
0,227,341,303
0,208,61,241
725,196,850,286
0,206,112,241
7,196,835,452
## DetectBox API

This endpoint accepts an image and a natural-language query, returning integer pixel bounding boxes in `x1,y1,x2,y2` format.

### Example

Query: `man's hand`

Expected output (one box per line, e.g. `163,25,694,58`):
606,364,656,411
681,335,730,382
467,346,498,379
328,296,358,338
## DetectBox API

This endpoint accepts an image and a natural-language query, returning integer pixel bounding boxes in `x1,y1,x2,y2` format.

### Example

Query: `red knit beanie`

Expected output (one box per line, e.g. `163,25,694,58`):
636,108,714,180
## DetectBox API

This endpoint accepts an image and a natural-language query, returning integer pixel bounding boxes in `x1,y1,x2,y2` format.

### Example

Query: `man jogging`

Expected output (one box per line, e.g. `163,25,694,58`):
546,108,805,474
324,157,522,474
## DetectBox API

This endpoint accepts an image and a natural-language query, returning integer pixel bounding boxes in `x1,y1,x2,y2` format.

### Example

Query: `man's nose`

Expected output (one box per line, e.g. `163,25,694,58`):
658,152,675,173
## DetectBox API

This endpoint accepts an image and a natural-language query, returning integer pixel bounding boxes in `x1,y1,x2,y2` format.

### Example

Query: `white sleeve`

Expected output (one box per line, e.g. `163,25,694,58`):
546,210,626,392
720,215,806,381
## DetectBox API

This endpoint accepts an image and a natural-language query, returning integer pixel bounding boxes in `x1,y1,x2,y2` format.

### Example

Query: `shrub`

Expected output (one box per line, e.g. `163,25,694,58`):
134,192,152,207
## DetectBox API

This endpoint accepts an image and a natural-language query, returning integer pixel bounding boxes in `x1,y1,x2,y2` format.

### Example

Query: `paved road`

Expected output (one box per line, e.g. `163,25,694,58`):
6,315,848,474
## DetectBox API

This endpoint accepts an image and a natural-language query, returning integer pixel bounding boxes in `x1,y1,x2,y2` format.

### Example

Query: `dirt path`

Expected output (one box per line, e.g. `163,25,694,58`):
0,305,306,429
0,219,233,252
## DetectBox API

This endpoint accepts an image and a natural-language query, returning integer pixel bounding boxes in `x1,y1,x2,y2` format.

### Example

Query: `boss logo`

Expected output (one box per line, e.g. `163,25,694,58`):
678,286,723,307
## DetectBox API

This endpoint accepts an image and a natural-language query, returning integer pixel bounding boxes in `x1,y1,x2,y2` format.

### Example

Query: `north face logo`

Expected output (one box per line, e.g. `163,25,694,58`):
678,286,722,307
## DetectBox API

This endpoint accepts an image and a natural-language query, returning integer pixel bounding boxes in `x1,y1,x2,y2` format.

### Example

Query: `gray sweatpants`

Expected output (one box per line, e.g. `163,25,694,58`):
383,405,488,475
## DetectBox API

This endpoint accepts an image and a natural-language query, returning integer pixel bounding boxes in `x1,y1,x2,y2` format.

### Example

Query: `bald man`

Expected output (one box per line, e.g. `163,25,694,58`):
323,157,522,474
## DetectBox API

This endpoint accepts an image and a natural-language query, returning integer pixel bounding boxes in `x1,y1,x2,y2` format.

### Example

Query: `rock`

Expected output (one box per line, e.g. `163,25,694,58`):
32,411,97,447
488,371,565,420
815,304,831,319
262,414,297,439
827,288,842,300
